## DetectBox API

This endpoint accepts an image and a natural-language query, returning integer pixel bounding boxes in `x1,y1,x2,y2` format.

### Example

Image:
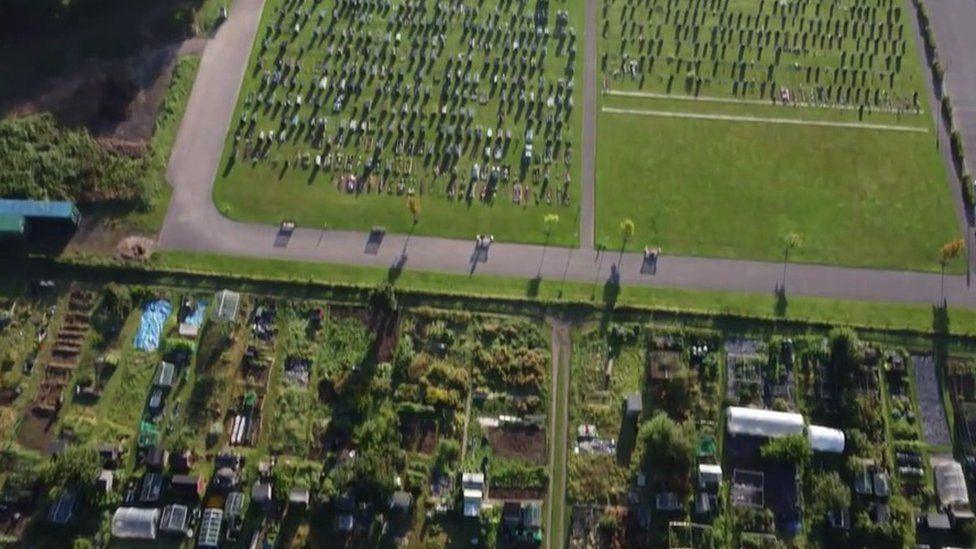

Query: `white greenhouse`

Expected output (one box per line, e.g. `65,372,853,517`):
111,507,159,540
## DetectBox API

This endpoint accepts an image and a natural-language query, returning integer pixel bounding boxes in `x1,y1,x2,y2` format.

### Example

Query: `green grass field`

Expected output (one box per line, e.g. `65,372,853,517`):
212,0,583,246
595,105,959,272
594,0,962,272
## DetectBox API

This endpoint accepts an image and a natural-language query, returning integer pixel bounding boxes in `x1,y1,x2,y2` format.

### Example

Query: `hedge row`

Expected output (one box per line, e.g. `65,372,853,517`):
914,0,974,208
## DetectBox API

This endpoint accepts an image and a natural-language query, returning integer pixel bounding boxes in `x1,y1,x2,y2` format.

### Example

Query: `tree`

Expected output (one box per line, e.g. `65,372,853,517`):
544,213,560,235
939,238,965,301
406,195,421,224
41,446,100,496
781,232,803,287
636,412,694,492
619,218,635,246
829,327,859,371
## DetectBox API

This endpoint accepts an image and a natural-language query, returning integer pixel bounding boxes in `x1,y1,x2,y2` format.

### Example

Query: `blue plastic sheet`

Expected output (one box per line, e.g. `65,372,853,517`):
134,300,173,352
184,300,208,327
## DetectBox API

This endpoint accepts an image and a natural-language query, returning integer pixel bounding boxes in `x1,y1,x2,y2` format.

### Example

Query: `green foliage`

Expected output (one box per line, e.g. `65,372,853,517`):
161,337,196,356
568,454,628,504
489,457,548,489
40,446,100,495
808,472,851,527
636,412,694,491
829,328,860,370
852,495,915,548
0,114,158,209
760,435,811,468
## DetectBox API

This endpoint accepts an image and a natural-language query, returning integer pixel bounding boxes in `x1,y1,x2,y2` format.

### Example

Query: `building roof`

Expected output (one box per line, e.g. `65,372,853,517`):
0,199,79,222
289,487,310,506
111,507,159,540
808,425,845,454
699,463,723,484
626,392,643,414
0,214,25,236
198,508,223,547
726,406,804,439
251,481,272,503
390,490,412,511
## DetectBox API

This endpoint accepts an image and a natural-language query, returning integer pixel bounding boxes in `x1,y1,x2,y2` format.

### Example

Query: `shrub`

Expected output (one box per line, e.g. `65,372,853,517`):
0,114,158,209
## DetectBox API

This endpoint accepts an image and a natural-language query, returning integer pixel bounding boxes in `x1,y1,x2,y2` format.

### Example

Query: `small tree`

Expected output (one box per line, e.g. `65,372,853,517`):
544,213,560,235
619,218,636,246
939,237,965,301
537,214,560,277
781,232,803,287
406,196,421,224
637,412,694,492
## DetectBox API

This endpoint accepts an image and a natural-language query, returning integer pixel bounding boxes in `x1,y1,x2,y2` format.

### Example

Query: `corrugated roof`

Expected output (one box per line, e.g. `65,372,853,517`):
0,214,25,235
0,199,79,221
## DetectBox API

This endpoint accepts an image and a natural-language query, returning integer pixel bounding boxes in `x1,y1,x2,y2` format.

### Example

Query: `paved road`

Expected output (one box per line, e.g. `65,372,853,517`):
579,0,598,249
159,0,976,309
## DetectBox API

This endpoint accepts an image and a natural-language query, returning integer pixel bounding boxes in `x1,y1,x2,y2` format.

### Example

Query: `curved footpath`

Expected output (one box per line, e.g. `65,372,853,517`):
160,0,976,308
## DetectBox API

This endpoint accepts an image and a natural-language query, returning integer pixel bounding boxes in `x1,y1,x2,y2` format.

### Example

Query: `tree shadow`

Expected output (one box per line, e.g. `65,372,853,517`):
599,268,621,332
773,285,788,318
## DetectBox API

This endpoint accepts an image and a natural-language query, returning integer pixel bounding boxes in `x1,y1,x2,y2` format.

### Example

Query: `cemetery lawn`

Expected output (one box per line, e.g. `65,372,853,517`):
212,0,584,247
595,110,961,273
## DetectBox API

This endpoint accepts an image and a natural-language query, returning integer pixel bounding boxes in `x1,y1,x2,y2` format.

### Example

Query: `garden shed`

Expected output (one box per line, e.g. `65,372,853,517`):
725,407,804,439
625,392,642,417
111,507,159,540
698,464,723,489
807,425,845,454
0,199,80,240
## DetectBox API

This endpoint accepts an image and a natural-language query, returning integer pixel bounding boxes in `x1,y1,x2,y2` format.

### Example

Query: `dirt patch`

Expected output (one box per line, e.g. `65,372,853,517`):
116,236,157,261
0,389,19,406
486,425,546,464
400,417,438,454
16,411,57,453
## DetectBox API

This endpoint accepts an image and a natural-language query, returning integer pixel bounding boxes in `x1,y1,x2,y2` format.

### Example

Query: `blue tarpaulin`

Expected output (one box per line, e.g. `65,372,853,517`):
134,300,173,352
184,300,208,327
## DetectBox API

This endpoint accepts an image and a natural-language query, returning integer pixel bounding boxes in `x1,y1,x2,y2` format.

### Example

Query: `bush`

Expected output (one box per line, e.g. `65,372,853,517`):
490,458,548,489
0,114,158,209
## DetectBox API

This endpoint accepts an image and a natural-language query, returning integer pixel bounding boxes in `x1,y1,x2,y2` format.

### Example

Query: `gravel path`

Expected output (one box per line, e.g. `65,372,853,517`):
602,107,929,133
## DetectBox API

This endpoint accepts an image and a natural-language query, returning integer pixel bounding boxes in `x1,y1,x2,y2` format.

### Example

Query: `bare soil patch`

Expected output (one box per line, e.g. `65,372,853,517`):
486,425,547,464
400,417,438,454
